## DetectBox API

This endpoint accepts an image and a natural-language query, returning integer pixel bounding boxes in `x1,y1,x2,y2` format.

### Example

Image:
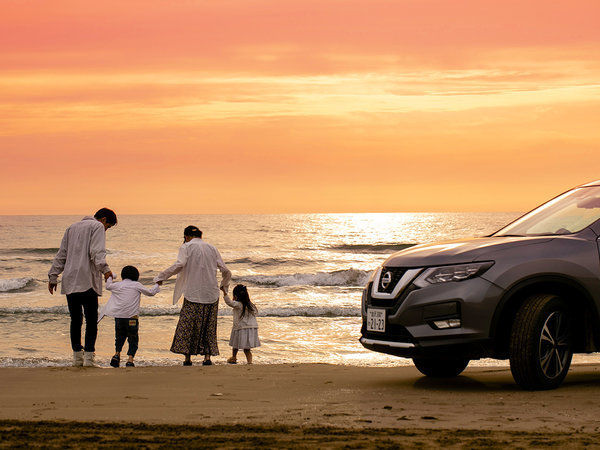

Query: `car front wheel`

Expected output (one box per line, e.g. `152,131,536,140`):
413,357,470,378
509,293,573,390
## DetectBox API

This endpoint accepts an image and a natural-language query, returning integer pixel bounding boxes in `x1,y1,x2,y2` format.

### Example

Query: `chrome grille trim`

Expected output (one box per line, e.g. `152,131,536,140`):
371,267,421,299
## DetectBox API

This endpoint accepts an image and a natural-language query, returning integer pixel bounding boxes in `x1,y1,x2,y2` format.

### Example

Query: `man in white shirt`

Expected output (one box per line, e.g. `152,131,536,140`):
48,208,117,367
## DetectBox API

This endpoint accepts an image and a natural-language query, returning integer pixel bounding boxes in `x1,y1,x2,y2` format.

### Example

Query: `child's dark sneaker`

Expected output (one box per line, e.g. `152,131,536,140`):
110,355,120,368
125,361,135,367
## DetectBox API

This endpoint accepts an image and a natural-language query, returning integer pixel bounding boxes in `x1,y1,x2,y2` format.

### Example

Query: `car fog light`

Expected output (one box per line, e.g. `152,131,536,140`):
433,319,461,329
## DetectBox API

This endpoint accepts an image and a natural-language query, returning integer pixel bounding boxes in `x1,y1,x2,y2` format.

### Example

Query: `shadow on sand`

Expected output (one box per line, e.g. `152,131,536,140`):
371,364,600,392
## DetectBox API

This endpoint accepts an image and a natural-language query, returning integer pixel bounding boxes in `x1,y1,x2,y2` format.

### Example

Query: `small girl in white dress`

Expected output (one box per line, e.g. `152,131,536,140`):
222,284,260,364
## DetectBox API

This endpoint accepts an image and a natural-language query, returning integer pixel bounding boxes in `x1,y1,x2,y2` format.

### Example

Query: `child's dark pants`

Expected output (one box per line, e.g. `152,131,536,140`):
115,318,139,357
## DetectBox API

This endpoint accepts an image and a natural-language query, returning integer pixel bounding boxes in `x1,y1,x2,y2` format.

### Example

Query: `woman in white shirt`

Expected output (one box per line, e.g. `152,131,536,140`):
154,226,231,366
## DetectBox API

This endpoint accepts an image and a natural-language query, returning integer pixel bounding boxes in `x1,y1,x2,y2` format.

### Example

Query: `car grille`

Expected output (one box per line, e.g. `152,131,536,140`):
377,267,408,293
369,284,417,308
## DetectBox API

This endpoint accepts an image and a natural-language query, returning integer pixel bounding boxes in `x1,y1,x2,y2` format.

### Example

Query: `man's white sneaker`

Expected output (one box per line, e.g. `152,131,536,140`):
83,352,97,367
73,351,84,367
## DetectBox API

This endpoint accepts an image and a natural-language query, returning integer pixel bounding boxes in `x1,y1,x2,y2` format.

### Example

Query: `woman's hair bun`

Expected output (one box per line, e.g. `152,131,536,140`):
183,225,202,238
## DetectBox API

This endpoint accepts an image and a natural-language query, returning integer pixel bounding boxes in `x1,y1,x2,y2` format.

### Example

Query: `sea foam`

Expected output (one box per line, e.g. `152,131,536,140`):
0,305,361,318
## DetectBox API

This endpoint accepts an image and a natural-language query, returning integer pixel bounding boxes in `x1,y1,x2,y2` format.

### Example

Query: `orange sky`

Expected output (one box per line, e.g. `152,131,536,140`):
1,0,600,214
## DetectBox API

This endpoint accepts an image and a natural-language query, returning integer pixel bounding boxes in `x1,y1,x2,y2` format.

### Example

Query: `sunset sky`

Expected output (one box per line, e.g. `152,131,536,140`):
2,0,599,214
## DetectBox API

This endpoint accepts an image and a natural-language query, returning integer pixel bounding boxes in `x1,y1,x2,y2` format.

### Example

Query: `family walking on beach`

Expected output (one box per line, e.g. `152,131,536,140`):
48,209,260,368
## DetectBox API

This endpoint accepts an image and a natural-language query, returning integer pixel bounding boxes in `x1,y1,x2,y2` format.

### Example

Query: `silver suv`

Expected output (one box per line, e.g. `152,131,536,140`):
360,180,600,390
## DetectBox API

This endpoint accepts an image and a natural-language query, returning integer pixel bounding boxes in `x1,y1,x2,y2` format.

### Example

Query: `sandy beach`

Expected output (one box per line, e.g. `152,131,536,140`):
2,363,600,448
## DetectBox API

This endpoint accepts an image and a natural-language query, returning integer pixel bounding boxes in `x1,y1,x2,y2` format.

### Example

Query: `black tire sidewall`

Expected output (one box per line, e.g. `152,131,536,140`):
509,294,573,390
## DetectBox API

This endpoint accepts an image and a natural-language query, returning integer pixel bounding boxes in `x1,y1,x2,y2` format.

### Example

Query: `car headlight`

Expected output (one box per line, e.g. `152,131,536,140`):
413,261,494,287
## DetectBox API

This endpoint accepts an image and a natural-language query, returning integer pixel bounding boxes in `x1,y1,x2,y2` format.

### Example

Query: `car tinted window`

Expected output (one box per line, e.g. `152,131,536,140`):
494,186,600,237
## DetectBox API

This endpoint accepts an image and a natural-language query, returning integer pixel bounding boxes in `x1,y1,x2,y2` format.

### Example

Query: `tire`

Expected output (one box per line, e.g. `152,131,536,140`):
413,357,470,378
509,294,573,390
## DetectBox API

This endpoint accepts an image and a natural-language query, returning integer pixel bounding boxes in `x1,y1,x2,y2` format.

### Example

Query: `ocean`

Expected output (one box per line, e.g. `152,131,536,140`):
0,212,524,368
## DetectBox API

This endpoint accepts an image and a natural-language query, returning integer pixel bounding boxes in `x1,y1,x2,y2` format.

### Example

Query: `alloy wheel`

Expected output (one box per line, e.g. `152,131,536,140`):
539,310,571,380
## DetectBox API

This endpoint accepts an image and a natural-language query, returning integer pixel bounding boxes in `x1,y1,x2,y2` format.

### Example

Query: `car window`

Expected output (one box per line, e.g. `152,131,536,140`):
494,187,600,237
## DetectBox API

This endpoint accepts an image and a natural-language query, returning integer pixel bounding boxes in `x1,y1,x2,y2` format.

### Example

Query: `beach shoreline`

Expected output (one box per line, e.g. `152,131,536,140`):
2,363,600,447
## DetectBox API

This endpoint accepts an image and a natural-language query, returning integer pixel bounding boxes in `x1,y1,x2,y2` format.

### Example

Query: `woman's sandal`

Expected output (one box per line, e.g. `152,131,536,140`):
227,357,237,364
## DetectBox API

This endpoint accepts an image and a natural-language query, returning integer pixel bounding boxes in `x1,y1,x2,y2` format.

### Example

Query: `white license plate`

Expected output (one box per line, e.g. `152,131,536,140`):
367,308,386,332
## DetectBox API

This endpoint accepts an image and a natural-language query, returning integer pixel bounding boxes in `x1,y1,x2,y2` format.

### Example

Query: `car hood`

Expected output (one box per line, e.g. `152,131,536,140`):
383,236,554,267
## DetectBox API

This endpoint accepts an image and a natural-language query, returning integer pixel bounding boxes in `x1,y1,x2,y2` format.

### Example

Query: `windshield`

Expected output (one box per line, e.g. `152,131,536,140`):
494,186,600,237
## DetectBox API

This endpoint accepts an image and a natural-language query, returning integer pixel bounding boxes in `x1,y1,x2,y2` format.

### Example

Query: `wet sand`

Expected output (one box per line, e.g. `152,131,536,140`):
2,363,600,448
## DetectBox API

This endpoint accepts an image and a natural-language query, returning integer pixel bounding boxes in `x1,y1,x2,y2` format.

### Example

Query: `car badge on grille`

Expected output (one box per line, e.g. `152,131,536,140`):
381,271,393,290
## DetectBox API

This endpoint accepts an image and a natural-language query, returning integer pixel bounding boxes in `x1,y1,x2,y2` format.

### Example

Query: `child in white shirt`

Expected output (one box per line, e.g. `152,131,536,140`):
99,265,160,367
222,284,260,364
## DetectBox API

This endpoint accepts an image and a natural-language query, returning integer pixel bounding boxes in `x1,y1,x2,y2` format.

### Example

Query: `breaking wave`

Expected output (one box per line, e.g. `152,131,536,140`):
228,257,314,267
237,268,371,287
2,248,59,255
328,243,415,253
0,277,35,293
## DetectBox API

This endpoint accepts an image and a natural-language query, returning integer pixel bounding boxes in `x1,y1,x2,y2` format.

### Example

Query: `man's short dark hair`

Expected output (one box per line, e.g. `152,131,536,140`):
121,265,139,281
94,208,118,226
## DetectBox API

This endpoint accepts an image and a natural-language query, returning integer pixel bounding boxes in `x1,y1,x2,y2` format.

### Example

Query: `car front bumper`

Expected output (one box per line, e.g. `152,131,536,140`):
360,275,504,359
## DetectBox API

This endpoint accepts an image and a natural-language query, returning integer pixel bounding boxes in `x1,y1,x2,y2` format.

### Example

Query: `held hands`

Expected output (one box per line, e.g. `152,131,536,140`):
104,271,113,281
